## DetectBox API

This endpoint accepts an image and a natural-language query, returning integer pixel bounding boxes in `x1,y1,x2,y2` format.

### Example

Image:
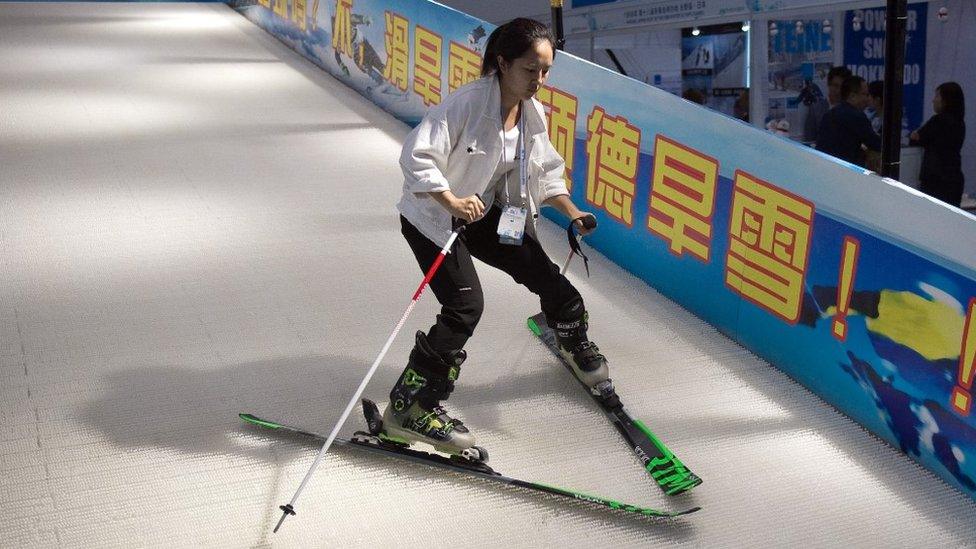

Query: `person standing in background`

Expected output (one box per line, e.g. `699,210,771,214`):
808,66,852,144
734,89,749,122
862,80,885,172
816,76,881,168
826,66,853,108
910,82,967,207
865,80,884,135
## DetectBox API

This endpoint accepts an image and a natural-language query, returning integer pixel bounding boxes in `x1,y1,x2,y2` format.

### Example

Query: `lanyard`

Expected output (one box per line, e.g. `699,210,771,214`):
516,101,527,208
502,102,528,209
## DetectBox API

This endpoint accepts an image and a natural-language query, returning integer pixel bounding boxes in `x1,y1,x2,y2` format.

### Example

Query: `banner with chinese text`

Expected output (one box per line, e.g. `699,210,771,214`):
235,0,976,499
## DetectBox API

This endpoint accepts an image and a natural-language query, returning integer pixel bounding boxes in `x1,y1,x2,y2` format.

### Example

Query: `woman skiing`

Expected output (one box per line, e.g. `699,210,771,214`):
382,18,609,456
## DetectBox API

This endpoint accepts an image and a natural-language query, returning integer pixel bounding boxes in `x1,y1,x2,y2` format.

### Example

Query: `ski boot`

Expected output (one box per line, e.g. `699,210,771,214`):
380,331,487,463
550,297,611,397
357,399,493,474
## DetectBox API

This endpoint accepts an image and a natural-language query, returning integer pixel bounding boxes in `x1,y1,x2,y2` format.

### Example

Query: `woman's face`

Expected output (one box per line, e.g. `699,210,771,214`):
933,90,944,114
498,40,554,101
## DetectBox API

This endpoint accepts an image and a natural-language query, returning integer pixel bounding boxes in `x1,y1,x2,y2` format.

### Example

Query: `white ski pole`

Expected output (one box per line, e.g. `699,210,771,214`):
273,219,468,533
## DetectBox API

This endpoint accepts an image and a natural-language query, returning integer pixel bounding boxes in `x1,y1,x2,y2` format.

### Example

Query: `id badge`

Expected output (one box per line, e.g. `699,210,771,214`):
497,205,527,246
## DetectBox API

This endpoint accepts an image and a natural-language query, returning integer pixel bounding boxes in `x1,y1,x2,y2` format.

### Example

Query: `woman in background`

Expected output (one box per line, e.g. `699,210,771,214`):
911,82,966,207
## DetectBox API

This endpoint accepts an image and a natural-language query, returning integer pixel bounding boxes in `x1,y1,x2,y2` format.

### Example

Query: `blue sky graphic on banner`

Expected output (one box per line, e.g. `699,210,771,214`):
236,0,976,500
844,3,927,134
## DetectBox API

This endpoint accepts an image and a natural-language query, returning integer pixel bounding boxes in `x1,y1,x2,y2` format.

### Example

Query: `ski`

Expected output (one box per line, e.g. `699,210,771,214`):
239,407,700,519
527,313,702,496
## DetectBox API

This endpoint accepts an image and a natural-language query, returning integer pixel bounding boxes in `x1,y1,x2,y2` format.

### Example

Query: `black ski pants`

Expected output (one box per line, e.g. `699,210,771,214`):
401,206,582,352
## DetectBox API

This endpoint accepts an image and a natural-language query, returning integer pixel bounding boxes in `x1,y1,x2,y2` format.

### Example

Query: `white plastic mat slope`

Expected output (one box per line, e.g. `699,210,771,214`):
1,3,975,547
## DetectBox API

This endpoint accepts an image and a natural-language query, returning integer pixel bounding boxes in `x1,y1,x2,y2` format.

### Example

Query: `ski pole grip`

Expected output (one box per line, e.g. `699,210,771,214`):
577,214,597,231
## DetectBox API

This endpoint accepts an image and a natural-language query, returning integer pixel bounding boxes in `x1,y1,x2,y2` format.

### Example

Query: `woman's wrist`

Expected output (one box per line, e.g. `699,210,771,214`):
430,190,458,210
545,194,580,219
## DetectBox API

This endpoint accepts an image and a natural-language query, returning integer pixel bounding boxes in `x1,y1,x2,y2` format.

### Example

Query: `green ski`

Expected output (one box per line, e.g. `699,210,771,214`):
528,313,702,496
240,404,699,519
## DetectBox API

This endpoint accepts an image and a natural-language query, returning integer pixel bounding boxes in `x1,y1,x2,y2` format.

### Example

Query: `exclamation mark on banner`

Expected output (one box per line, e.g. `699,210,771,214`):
950,298,976,416
832,237,861,341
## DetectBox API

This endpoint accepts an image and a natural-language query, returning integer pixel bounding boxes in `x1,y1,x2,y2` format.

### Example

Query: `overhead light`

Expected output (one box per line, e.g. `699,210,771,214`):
741,21,750,32
823,19,832,34
769,21,778,37
691,26,701,36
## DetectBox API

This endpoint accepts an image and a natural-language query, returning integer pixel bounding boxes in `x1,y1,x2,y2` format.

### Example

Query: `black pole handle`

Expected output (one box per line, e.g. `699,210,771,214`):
576,213,597,231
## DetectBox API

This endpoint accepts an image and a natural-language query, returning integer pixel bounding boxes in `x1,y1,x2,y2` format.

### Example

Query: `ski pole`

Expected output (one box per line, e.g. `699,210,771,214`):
273,216,471,533
560,214,597,276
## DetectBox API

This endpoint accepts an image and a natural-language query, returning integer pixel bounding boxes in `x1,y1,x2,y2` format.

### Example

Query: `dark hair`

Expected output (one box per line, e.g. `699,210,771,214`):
841,75,866,100
937,81,965,120
480,18,556,78
827,65,852,84
867,80,884,100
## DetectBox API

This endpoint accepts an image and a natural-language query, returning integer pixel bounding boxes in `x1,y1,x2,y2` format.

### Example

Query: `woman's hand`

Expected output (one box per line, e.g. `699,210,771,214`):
430,190,484,222
544,194,597,236
573,213,597,236
450,195,485,222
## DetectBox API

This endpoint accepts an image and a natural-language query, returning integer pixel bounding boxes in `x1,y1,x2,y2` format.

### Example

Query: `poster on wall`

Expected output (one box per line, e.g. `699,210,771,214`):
766,17,834,143
573,0,895,10
681,24,748,120
572,0,736,26
843,3,927,142
565,0,884,33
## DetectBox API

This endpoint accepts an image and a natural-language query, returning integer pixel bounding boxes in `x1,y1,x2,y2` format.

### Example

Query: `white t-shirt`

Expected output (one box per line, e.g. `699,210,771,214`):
490,125,521,206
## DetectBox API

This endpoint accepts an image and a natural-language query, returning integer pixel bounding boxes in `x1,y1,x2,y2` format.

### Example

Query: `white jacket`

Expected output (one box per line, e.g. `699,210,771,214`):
396,75,569,247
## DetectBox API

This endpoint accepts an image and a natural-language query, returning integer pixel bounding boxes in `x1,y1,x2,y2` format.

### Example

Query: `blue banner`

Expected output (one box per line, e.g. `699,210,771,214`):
843,3,927,135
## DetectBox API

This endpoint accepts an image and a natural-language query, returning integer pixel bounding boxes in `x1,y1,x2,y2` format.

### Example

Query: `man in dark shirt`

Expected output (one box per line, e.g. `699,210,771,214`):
805,66,851,143
815,76,882,167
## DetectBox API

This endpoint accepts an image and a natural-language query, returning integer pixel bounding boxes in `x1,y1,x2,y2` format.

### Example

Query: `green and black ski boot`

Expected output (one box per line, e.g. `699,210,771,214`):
381,331,484,461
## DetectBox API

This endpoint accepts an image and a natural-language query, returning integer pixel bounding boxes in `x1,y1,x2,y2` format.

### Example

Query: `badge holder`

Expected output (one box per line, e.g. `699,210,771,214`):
497,205,527,245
